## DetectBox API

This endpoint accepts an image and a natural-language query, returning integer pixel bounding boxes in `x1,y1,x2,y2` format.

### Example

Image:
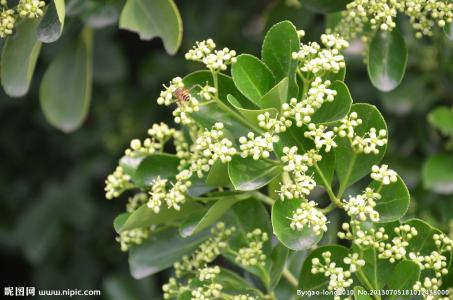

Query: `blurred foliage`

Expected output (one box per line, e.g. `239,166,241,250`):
0,0,452,299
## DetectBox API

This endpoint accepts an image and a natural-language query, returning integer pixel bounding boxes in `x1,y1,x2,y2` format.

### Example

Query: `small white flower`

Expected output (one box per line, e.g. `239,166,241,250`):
289,201,328,235
239,132,278,160
371,164,398,185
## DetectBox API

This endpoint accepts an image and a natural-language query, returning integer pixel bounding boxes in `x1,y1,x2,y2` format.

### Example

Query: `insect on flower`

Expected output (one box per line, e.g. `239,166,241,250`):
174,87,191,103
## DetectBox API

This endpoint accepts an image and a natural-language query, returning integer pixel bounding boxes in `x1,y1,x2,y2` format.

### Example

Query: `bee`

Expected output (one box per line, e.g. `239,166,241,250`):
174,88,191,103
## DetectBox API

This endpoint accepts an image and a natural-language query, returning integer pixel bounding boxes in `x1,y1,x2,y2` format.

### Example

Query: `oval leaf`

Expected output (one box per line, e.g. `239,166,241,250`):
1,19,41,97
261,20,299,97
387,260,421,300
37,0,65,43
428,106,453,136
231,54,276,104
422,153,453,194
129,227,209,279
40,28,93,132
119,0,182,54
368,29,408,92
310,80,352,124
228,156,282,191
370,175,410,222
272,198,322,251
134,154,180,187
258,77,289,110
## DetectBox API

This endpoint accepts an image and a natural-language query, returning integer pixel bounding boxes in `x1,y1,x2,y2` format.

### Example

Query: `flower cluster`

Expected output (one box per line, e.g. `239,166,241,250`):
235,228,268,267
289,201,328,235
371,164,398,185
378,225,418,263
304,123,337,152
257,111,291,133
147,177,168,213
17,0,45,18
239,132,278,160
282,78,337,127
292,34,348,75
311,251,356,299
333,0,453,40
343,187,381,222
190,122,236,177
335,112,387,154
191,266,223,300
105,166,132,199
116,227,149,252
0,0,46,38
185,39,237,71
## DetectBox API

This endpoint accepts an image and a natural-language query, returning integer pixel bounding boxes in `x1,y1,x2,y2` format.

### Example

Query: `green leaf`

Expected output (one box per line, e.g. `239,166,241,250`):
299,245,349,293
404,219,443,255
261,21,299,98
205,160,231,187
303,0,352,13
370,175,410,222
335,103,387,191
387,261,421,300
119,155,145,179
117,202,204,233
272,198,322,251
119,0,182,54
422,153,453,194
1,19,41,97
428,106,453,136
40,27,93,132
226,94,278,128
134,153,180,187
217,268,263,298
354,286,373,300
310,81,352,124
269,243,289,290
231,54,276,104
228,156,282,191
179,197,244,237
356,245,394,290
367,29,407,92
37,0,65,43
129,227,209,279
258,77,289,110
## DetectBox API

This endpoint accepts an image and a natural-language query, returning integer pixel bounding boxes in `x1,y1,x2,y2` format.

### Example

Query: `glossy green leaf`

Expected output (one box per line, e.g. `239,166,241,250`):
428,106,453,136
369,175,410,222
368,29,408,92
179,197,244,237
311,81,352,124
269,243,289,290
228,156,282,191
205,160,231,187
40,28,93,132
335,103,387,191
129,227,209,279
37,0,65,43
387,261,421,300
1,19,41,97
356,245,395,290
231,54,276,104
272,198,322,251
134,154,180,187
217,268,263,298
262,21,299,97
422,153,453,194
404,219,443,255
302,0,352,13
119,0,182,54
119,155,145,179
118,202,204,232
258,77,289,110
299,245,349,293
226,94,278,128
